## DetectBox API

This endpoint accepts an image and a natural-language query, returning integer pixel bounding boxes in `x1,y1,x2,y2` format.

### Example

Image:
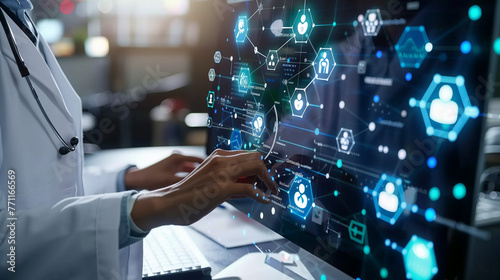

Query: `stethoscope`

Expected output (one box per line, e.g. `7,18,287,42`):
0,8,78,155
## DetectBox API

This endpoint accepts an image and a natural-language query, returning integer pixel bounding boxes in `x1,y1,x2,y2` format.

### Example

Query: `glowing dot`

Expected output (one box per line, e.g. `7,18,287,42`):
405,72,412,81
60,0,75,15
374,95,380,103
247,213,250,217
376,51,382,58
385,239,391,246
494,38,500,55
321,275,327,280
429,187,441,201
453,183,466,200
411,205,418,213
353,20,358,27
256,193,259,197
448,131,457,142
391,242,397,249
425,208,437,222
260,212,264,219
358,14,364,22
362,209,366,215
233,215,235,219
425,42,433,52
230,56,233,61
401,110,407,117
380,268,389,279
341,74,346,80
461,41,472,54
363,245,370,255
333,22,337,26
312,203,316,207
469,5,482,21
339,101,345,109
378,145,383,152
334,190,339,197
398,149,407,160
427,157,437,168
363,186,369,193
409,98,417,107
271,207,276,215
320,104,324,109
419,100,426,108
315,128,320,135
369,122,376,131
326,173,330,179
383,146,389,154
337,159,342,168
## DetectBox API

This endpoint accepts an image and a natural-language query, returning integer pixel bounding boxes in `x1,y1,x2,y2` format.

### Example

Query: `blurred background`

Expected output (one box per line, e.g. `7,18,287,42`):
31,0,225,152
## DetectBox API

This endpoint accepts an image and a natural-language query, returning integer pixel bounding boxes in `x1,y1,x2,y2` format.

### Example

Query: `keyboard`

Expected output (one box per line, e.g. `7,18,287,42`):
142,225,212,280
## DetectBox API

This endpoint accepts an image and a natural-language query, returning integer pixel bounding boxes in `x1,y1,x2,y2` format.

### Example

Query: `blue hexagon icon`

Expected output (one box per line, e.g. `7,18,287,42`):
288,175,313,220
207,91,215,108
362,9,382,36
234,16,248,43
238,67,251,93
292,9,314,43
290,88,309,118
266,50,279,71
372,174,406,225
313,48,336,81
251,112,265,137
229,129,242,150
409,74,480,142
402,235,438,280
208,68,216,81
336,128,355,154
395,26,430,68
214,51,222,63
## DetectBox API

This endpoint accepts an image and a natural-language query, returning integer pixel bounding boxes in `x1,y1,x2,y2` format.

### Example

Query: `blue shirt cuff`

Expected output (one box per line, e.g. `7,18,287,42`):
119,191,149,248
116,164,137,192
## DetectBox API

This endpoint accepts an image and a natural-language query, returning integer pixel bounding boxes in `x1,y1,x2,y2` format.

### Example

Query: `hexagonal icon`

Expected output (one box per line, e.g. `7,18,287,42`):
362,9,382,36
288,175,314,220
292,9,314,43
214,51,222,63
238,67,251,93
313,48,336,81
336,128,355,154
251,112,265,137
402,235,438,280
266,50,279,71
234,16,248,43
229,129,242,150
372,174,406,225
206,91,215,108
395,26,430,68
208,68,216,81
410,74,480,142
290,88,309,118
206,117,213,128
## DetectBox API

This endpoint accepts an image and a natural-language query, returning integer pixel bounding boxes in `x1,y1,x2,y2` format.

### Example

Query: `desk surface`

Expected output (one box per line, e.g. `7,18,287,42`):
85,146,351,278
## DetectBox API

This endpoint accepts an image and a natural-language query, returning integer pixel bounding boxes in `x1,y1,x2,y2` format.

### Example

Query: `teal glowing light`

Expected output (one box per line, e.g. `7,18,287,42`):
363,245,370,255
468,5,482,21
361,209,366,215
402,235,438,280
334,190,339,197
453,183,466,200
380,268,389,279
337,159,342,168
321,275,326,280
494,38,500,55
429,187,440,201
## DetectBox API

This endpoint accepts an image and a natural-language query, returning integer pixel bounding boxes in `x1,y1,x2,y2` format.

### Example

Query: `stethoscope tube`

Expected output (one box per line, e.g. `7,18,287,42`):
0,8,78,155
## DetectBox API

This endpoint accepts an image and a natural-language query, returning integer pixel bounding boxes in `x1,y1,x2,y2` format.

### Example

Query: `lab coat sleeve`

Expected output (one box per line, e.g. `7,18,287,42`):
0,192,126,280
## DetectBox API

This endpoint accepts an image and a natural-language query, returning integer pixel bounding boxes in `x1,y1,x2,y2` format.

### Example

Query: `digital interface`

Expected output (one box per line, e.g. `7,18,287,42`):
207,1,498,279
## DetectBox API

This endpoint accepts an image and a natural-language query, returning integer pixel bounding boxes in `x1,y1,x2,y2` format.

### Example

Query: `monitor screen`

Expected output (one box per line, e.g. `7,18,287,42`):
207,0,498,279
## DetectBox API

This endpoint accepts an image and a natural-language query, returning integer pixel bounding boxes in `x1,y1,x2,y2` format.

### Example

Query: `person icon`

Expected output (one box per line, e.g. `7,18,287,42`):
269,54,275,66
297,14,308,35
294,93,304,111
378,182,399,213
340,131,350,150
429,85,459,125
318,52,330,74
236,18,245,40
365,12,379,34
294,183,308,209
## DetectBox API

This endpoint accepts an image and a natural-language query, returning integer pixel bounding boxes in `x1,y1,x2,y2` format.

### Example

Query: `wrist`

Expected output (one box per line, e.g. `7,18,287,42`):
124,167,140,190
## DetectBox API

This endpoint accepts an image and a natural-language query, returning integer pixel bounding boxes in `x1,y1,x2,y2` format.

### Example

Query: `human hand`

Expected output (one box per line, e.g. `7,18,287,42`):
131,149,278,231
124,153,204,191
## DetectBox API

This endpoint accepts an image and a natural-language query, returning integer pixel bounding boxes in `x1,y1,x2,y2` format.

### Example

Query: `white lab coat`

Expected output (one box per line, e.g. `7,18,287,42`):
0,9,142,280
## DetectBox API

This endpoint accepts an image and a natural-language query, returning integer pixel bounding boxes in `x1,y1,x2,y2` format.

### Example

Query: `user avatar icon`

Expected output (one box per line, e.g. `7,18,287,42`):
378,182,399,213
429,85,458,125
294,93,304,111
318,52,330,74
269,54,275,67
237,19,245,37
234,16,248,43
253,116,263,133
294,184,308,209
365,12,379,34
340,132,350,151
298,14,308,35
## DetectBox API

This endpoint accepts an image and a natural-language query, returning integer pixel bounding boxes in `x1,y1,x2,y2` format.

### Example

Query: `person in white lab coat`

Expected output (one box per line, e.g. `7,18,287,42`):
0,1,277,279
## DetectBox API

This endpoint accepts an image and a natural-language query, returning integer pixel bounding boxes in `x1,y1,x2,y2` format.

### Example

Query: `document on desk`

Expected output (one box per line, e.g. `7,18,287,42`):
190,202,283,248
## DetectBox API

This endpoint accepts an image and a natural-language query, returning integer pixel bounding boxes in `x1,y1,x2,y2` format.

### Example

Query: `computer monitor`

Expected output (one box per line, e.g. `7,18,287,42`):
207,0,499,279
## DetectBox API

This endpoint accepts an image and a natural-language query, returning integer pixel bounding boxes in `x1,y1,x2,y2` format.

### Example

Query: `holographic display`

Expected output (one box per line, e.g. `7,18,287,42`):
207,1,497,279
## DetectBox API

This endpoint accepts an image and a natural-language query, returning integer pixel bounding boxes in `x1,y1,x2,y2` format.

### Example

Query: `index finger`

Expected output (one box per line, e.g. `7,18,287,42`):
228,154,278,194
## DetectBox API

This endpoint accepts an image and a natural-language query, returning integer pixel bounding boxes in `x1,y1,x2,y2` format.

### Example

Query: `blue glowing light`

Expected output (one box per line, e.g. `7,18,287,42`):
321,275,327,280
374,95,380,103
315,128,320,135
337,159,342,168
427,157,437,168
468,5,482,21
460,41,472,54
453,183,467,200
429,187,440,201
494,38,500,55
411,205,419,213
385,239,391,246
402,235,438,280
405,72,413,81
425,208,437,222
376,51,382,58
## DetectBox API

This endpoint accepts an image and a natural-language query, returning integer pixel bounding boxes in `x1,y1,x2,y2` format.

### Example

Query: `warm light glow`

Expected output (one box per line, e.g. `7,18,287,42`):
84,36,109,57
